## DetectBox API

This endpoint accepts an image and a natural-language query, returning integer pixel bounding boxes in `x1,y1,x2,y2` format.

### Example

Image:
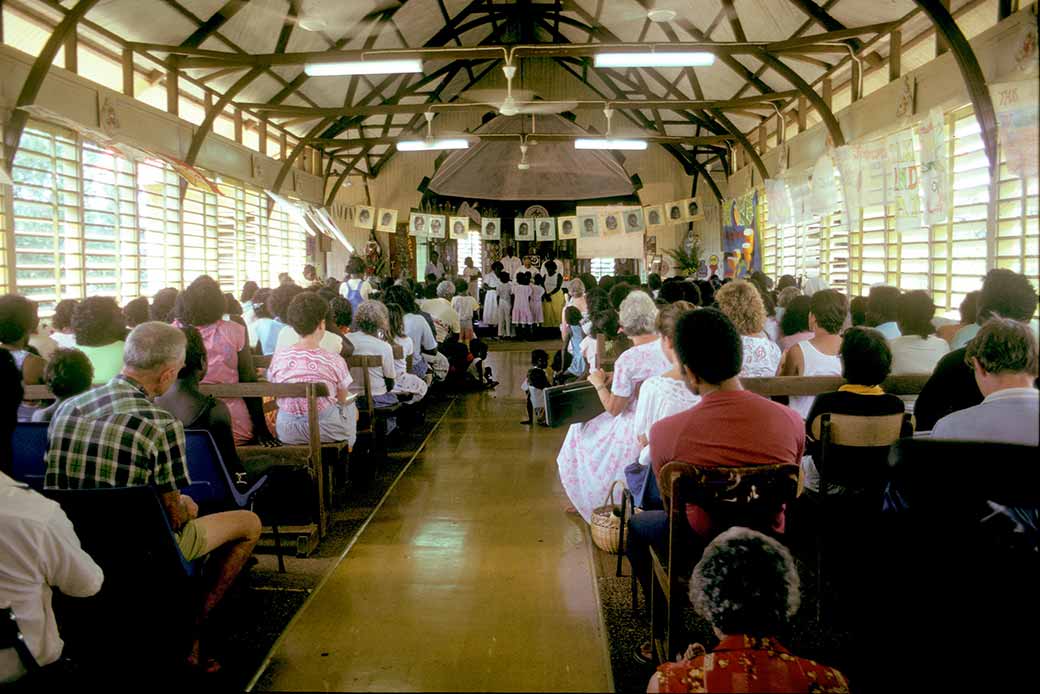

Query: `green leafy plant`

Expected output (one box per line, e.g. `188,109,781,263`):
665,238,702,277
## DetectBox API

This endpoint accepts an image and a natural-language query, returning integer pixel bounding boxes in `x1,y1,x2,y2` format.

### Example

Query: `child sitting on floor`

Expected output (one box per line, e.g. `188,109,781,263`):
521,349,551,426
467,338,497,389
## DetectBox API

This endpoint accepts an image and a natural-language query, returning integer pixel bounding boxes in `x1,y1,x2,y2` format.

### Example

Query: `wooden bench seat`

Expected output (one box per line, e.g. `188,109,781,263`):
25,381,341,548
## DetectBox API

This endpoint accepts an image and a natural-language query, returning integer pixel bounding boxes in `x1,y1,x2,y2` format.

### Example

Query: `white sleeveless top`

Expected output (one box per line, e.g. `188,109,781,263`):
789,340,842,420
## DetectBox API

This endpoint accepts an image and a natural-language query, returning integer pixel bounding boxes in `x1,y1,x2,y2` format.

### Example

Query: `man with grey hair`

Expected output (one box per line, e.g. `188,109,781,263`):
649,527,849,693
419,280,461,344
45,321,261,673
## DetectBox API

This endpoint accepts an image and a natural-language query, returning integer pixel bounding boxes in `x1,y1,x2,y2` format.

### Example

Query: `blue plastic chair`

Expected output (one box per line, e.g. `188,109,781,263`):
184,429,285,571
11,422,49,491
183,429,268,513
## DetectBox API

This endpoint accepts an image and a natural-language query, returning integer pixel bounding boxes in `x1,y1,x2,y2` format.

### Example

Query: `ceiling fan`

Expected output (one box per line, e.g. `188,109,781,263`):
460,64,577,117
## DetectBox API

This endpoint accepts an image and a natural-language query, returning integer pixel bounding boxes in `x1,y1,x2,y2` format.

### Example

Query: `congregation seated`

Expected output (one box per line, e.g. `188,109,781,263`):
32,348,94,423
0,294,47,385
800,327,908,496
915,268,1039,430
929,317,1039,536
889,290,949,412
384,303,428,402
557,290,669,522
276,289,347,357
70,296,127,384
777,295,813,353
43,322,261,672
715,280,781,377
626,308,804,620
48,299,78,350
123,296,150,329
267,293,358,447
156,326,250,487
937,290,979,346
345,301,399,409
257,283,303,355
148,287,178,323
176,275,275,447
383,284,447,381
648,527,849,694
777,290,846,419
419,280,461,345
0,349,104,686
866,285,901,339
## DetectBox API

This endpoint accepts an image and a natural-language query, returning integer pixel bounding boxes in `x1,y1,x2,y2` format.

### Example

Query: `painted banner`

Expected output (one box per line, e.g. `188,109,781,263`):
916,107,949,225
886,128,922,231
721,190,760,279
832,144,862,233
991,78,1039,179
858,138,889,209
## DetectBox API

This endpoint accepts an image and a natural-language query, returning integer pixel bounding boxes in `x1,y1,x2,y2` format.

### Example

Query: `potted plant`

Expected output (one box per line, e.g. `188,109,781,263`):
665,237,702,277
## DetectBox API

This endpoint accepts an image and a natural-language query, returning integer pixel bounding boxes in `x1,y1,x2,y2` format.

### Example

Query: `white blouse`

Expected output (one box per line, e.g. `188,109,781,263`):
633,374,701,465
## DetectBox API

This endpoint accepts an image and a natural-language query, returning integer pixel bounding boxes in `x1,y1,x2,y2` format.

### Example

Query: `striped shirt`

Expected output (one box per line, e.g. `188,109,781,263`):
267,347,352,416
44,375,190,493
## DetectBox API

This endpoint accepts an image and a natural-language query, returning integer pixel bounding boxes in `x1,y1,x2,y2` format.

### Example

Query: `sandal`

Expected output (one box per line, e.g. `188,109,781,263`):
632,641,654,665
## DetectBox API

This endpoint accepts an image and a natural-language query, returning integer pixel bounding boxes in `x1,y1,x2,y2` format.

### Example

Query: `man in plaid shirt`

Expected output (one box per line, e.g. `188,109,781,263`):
45,322,260,673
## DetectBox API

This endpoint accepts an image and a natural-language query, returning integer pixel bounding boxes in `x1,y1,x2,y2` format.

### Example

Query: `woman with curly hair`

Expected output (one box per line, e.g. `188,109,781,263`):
176,275,277,447
32,348,94,423
49,299,79,349
649,528,849,693
71,296,127,383
716,280,781,377
0,294,47,385
149,287,179,323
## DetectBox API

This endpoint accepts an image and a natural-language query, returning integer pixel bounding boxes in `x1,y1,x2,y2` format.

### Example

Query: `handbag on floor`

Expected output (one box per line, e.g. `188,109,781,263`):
590,479,634,555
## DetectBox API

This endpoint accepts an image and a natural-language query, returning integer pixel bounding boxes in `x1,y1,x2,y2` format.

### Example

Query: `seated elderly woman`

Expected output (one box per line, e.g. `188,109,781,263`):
267,293,357,447
715,280,781,377
556,291,671,521
649,527,849,693
345,300,399,410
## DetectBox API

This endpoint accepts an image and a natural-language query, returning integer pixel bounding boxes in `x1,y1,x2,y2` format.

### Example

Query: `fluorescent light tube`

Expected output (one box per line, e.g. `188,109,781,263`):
593,52,715,68
304,59,423,76
397,139,470,151
574,138,648,151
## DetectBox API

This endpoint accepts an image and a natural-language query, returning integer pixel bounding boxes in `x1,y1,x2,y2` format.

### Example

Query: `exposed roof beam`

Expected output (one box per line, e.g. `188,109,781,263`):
236,92,797,118
178,0,251,49
318,133,737,149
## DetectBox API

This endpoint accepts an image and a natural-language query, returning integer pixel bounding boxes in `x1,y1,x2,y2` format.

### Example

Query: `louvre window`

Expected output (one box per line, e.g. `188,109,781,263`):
6,121,313,313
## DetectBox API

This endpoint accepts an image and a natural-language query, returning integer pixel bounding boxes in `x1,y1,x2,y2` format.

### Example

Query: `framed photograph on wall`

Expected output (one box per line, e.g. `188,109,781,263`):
428,214,447,239
557,216,577,239
409,212,429,237
683,196,705,222
623,207,646,234
599,210,622,236
514,217,534,241
666,201,684,223
481,217,501,240
449,216,469,239
376,208,397,233
535,217,556,241
578,214,599,238
644,204,664,229
355,205,375,229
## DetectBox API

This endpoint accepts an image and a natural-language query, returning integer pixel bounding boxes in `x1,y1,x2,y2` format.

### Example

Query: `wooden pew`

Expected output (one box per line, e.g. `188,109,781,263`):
741,374,930,397
24,381,339,555
347,354,400,460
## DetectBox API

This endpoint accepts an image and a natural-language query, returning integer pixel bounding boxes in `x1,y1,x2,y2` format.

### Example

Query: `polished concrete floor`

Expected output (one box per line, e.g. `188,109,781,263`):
252,352,613,692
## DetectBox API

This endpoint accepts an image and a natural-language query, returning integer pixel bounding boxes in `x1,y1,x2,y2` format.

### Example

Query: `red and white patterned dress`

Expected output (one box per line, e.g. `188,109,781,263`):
556,339,672,522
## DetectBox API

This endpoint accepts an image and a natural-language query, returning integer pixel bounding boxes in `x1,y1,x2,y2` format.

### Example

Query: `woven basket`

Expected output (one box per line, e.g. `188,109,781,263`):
590,480,627,554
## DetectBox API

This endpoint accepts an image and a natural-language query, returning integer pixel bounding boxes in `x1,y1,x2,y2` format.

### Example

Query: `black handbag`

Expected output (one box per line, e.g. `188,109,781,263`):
544,381,604,427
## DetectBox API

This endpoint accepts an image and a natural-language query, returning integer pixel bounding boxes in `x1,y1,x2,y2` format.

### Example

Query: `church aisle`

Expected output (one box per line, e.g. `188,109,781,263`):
251,351,613,692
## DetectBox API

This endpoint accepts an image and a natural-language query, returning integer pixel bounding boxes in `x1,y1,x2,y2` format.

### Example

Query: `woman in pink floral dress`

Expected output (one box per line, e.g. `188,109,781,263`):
557,291,671,522
176,275,278,446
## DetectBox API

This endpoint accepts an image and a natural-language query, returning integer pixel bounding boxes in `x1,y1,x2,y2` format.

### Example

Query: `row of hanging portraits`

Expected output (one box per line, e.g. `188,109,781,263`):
345,196,705,242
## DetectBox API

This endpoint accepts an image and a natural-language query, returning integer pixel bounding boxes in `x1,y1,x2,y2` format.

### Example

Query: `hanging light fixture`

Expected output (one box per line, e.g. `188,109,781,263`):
304,58,423,76
593,51,715,69
397,112,471,151
574,108,648,150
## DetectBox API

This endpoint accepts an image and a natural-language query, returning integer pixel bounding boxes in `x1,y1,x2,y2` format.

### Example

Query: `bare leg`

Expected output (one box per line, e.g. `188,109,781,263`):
188,510,262,667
